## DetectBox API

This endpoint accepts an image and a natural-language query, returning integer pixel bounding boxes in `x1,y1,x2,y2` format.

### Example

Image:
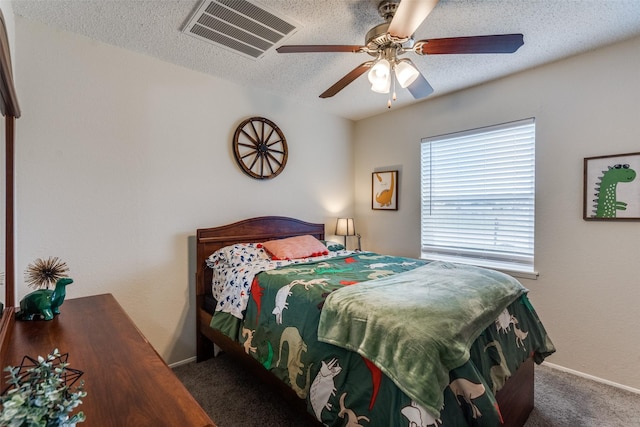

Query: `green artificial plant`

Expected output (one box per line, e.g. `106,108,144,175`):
0,349,86,427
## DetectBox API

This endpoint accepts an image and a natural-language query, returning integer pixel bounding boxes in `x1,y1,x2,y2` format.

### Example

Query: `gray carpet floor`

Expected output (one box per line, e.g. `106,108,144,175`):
525,364,640,427
173,354,640,427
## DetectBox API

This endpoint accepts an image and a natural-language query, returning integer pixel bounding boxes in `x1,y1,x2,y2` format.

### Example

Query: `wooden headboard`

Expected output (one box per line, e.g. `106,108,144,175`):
195,216,325,298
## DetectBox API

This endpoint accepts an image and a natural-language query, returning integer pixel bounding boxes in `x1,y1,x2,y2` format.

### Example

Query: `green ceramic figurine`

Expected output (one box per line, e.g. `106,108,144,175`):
16,277,73,321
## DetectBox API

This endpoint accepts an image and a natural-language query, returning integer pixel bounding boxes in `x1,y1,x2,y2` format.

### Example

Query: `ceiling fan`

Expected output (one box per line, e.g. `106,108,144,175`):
276,0,524,107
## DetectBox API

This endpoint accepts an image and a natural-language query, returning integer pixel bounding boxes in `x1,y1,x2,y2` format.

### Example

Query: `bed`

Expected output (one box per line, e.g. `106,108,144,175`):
195,216,555,427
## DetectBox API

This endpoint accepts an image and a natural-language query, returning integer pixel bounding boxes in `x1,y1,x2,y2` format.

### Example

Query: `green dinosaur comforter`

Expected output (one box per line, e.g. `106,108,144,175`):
209,252,556,426
317,261,527,417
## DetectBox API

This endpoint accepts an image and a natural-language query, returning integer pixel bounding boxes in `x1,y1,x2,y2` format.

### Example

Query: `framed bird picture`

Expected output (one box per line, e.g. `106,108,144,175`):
372,170,398,210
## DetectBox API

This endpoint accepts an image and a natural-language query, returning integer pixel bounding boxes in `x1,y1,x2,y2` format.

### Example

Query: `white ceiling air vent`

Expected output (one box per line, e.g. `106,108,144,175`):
182,0,300,60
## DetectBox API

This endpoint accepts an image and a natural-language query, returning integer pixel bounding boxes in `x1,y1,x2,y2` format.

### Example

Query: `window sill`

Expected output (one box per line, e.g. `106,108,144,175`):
497,269,538,281
420,255,538,280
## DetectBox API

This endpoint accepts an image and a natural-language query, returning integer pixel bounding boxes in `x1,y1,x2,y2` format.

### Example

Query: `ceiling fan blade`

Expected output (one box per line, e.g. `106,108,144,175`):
320,61,374,98
388,0,439,39
416,34,524,55
276,45,364,53
405,60,434,99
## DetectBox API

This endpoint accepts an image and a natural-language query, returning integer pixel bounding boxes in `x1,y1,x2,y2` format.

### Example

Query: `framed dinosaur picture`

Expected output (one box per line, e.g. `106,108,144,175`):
583,152,640,220
372,170,398,210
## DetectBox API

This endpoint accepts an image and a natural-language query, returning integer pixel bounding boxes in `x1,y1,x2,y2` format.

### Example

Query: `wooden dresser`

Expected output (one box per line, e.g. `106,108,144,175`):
0,294,216,427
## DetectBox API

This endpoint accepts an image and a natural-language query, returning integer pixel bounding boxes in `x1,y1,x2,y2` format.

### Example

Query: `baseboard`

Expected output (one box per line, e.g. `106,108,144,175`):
542,361,640,395
169,356,197,368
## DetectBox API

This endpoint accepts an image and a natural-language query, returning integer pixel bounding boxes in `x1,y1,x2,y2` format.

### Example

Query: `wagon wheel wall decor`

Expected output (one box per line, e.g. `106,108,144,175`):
233,117,288,180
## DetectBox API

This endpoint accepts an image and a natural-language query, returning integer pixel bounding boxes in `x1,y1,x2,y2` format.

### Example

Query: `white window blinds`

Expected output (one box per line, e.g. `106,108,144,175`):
420,118,535,273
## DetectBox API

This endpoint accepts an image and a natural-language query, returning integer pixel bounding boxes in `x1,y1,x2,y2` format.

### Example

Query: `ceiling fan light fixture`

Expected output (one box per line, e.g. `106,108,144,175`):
394,60,419,88
276,0,525,103
368,59,391,93
371,79,391,93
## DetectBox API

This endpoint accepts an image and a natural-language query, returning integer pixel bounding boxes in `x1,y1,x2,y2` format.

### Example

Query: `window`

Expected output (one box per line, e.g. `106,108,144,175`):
420,118,536,275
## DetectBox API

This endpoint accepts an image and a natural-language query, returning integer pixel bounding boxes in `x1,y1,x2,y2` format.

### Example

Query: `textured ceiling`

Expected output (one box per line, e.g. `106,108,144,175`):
12,0,640,121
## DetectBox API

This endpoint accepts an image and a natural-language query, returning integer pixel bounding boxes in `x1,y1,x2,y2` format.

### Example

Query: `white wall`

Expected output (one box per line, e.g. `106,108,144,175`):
353,36,640,389
14,17,353,364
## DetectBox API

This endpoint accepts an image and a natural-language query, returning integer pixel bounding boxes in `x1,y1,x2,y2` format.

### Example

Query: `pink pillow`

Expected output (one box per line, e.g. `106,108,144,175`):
262,235,329,260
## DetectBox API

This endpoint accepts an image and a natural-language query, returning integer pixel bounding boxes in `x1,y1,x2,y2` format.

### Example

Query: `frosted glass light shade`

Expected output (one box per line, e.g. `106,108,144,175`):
394,60,420,88
368,59,391,93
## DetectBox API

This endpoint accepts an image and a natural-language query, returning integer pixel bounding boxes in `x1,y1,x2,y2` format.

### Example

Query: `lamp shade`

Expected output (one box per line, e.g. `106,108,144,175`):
394,60,420,88
368,59,391,93
335,218,356,236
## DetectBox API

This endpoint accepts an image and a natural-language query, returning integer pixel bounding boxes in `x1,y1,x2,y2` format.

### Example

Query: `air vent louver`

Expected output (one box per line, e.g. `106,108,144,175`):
183,0,299,60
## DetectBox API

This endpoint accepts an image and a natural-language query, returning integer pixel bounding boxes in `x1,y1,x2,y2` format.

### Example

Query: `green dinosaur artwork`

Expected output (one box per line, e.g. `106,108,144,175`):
16,278,73,321
593,163,636,218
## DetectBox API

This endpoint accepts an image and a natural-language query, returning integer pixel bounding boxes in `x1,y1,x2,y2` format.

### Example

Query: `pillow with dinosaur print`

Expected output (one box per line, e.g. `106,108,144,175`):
206,242,270,268
263,235,329,260
322,240,345,251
